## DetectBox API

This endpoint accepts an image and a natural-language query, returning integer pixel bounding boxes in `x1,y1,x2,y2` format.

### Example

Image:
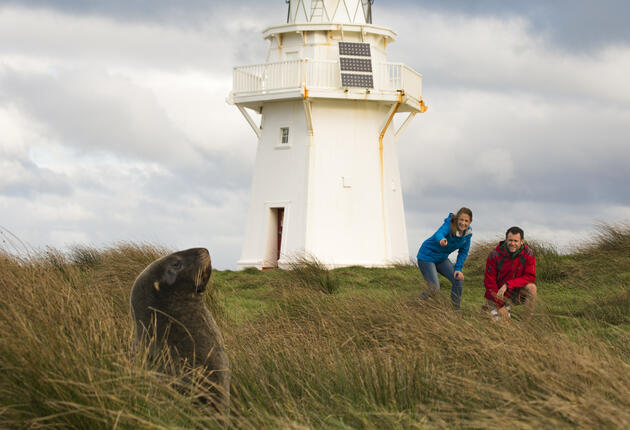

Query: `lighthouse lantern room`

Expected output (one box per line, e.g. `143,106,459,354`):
229,0,427,269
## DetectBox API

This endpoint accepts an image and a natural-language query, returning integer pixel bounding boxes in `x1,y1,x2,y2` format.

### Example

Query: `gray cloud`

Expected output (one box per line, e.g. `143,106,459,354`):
0,0,284,27
399,94,630,210
0,6,270,73
8,0,630,54
382,0,630,53
0,67,204,165
0,148,252,267
382,10,630,108
0,156,72,197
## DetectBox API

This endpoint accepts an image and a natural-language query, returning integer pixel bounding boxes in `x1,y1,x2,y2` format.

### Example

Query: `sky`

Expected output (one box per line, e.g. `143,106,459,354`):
1,0,629,269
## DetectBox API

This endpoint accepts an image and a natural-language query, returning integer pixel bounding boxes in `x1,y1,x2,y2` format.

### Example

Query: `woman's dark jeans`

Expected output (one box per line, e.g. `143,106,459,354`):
417,258,463,309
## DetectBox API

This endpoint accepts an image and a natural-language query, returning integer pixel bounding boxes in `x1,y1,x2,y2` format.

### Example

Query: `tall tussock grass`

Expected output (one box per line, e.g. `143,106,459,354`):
566,289,630,326
1,238,630,428
566,222,630,283
0,244,227,429
526,240,566,282
582,221,630,253
287,255,340,294
230,296,630,428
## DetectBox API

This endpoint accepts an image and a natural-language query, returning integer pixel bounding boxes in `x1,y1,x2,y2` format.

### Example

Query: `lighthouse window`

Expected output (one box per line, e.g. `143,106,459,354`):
280,127,290,144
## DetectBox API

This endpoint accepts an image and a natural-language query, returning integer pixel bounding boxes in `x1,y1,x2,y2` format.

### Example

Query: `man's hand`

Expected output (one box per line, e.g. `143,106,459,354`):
497,305,510,323
454,270,464,281
439,238,448,247
496,284,507,300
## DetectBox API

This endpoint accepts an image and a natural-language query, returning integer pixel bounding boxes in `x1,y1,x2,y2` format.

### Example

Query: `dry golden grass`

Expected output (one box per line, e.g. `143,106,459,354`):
0,227,629,428
229,295,630,429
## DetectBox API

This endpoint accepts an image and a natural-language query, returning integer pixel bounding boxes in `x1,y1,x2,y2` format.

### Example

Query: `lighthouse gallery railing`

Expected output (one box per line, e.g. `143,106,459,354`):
232,59,422,102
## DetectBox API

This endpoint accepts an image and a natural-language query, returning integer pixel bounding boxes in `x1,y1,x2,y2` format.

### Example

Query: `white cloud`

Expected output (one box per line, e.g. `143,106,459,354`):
0,106,43,154
114,69,257,159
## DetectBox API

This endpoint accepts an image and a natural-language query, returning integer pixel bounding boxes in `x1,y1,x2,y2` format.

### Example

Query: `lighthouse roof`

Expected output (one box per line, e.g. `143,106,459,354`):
263,22,396,42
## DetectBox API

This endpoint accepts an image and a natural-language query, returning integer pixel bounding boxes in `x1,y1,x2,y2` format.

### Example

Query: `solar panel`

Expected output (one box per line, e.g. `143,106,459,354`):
338,42,373,89
341,73,374,88
338,42,371,57
340,57,372,72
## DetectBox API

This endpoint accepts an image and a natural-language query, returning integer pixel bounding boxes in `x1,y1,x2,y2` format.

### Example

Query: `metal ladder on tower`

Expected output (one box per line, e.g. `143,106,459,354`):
310,0,325,22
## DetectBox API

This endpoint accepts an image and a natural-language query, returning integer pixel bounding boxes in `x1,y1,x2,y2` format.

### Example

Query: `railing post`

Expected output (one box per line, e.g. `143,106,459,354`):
403,66,406,92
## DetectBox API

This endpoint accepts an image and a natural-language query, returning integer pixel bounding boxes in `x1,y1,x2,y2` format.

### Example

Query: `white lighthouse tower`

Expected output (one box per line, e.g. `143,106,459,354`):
230,0,427,269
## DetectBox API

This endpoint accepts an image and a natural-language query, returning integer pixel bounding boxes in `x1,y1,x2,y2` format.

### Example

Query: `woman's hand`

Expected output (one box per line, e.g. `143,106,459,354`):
439,238,448,247
454,270,464,281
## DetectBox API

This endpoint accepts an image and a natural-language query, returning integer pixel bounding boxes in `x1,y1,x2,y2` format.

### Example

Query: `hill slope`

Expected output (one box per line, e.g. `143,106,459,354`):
1,224,629,429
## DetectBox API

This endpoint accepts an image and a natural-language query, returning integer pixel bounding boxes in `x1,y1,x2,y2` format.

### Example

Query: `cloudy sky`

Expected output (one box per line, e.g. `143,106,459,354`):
1,0,629,268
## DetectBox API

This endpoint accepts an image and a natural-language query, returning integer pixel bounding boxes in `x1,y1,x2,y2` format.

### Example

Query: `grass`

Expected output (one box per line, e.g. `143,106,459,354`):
286,255,340,294
1,223,630,428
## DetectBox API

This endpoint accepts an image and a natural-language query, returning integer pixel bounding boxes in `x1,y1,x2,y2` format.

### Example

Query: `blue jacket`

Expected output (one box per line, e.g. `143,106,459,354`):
417,214,472,272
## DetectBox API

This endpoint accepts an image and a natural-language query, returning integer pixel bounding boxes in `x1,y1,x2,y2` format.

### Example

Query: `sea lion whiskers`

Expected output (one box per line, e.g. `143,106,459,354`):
194,252,211,293
196,267,202,285
194,267,204,292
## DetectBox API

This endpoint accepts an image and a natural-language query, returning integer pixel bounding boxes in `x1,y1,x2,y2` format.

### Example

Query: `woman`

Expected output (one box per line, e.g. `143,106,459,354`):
417,207,473,309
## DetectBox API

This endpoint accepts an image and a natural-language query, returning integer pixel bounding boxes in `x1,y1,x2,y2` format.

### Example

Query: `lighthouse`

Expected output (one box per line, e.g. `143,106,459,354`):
229,0,426,269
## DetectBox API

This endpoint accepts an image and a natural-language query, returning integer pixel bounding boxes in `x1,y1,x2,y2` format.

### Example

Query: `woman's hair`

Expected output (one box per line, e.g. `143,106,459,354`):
450,207,473,236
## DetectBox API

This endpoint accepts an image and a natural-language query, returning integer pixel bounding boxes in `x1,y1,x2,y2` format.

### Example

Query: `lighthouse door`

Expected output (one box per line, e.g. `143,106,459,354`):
276,208,284,261
263,207,285,269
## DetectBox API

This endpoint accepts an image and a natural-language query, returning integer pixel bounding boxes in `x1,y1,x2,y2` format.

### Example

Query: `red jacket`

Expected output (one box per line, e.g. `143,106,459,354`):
484,241,536,306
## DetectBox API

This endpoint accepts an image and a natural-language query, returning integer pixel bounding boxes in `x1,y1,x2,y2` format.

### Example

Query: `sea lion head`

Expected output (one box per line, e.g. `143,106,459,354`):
134,247,212,298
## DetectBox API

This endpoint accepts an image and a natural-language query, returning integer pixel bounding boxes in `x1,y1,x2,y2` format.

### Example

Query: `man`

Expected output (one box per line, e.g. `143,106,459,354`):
484,226,537,321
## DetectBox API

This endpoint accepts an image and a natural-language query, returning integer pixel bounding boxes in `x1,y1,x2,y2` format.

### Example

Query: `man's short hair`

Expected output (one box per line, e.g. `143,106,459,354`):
506,226,524,239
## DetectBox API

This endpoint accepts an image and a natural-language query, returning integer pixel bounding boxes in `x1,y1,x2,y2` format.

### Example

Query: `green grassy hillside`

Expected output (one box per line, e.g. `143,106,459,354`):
1,223,629,429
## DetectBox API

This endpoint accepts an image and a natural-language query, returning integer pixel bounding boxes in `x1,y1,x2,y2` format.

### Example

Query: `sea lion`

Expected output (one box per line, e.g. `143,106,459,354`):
130,247,230,411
